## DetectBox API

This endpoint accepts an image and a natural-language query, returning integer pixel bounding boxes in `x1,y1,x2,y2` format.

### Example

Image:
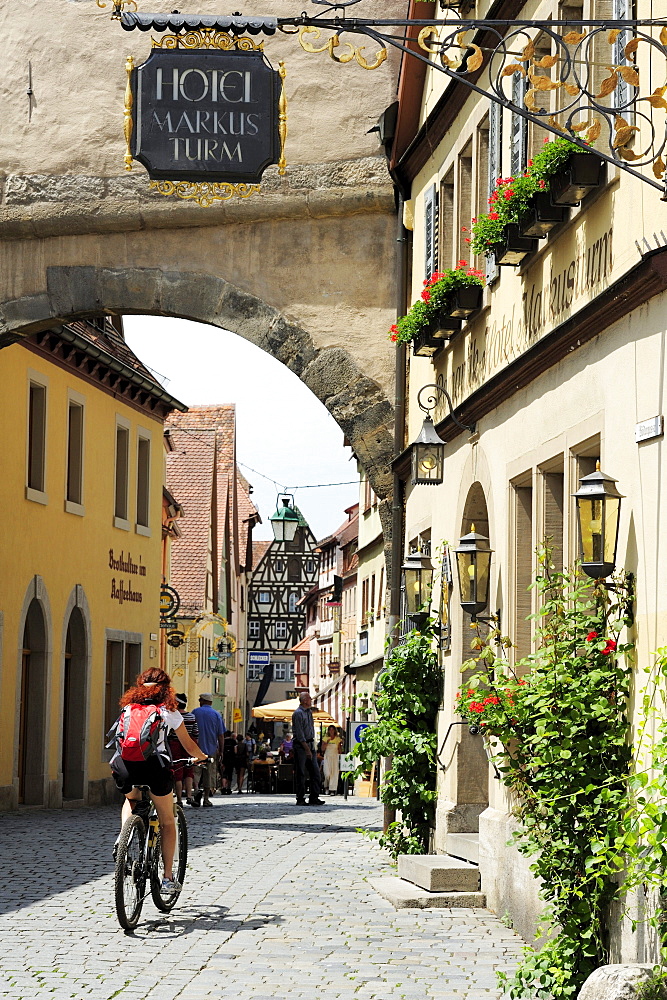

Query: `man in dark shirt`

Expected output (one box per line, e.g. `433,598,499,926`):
292,691,325,806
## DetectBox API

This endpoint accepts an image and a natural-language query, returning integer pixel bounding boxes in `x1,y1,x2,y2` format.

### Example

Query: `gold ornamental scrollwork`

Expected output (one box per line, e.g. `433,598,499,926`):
278,60,288,176
97,0,137,17
149,180,261,207
151,29,264,51
297,26,386,71
123,55,134,171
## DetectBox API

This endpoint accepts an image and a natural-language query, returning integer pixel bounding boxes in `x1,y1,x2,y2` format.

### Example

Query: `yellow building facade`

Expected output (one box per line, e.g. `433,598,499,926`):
0,319,184,809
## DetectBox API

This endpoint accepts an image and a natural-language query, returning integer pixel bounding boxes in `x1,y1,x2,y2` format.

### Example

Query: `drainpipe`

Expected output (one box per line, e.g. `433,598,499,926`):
384,193,409,833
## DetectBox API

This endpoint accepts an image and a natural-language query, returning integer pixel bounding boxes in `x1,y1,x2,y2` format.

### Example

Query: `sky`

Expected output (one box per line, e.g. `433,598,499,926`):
124,316,359,541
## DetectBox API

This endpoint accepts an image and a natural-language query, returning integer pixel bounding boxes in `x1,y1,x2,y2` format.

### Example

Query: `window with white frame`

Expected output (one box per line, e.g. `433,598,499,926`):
66,394,84,510
247,661,264,681
27,376,48,500
248,620,260,639
136,432,151,531
114,418,130,526
288,593,298,613
274,621,288,640
258,591,271,604
273,661,287,681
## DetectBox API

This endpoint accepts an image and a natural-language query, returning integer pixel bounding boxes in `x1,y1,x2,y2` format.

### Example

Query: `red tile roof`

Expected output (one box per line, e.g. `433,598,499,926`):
166,406,236,613
252,540,271,570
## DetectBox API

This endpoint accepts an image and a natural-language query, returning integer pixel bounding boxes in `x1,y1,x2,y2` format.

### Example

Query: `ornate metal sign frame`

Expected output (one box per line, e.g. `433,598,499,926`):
120,21,287,205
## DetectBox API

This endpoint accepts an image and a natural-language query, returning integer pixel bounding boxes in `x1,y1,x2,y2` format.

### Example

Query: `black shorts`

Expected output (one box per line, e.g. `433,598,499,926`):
113,756,174,797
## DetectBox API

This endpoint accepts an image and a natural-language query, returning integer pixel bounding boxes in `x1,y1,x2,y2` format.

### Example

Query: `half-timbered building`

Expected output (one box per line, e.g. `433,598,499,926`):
246,511,319,712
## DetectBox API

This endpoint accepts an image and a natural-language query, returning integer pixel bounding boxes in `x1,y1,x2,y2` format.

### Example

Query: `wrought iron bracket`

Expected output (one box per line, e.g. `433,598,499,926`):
602,570,635,625
417,383,476,435
274,8,667,195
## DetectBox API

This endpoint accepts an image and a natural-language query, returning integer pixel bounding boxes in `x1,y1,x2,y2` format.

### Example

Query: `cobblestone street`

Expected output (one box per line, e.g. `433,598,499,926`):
0,796,524,1000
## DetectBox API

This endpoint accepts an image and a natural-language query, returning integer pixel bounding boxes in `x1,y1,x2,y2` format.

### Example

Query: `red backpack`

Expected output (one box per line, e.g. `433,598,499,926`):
108,703,165,762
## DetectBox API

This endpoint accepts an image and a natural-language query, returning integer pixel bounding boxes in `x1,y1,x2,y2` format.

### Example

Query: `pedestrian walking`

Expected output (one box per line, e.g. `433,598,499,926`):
192,693,225,807
322,724,343,795
168,693,199,805
235,733,248,792
291,691,325,806
221,730,237,794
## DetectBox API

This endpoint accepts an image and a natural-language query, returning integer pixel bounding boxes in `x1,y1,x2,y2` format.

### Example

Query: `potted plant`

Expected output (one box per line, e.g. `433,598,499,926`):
388,263,485,355
529,136,604,207
469,173,539,265
468,137,602,261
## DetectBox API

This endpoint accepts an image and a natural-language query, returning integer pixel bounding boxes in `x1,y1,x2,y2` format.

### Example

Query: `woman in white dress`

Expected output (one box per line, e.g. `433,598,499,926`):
322,725,343,795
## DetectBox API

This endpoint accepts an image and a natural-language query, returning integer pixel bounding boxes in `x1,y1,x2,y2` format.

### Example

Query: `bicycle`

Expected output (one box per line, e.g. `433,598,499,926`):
113,757,201,931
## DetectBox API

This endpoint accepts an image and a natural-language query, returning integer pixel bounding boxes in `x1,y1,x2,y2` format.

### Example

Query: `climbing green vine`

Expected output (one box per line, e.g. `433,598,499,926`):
355,623,441,859
457,554,634,1000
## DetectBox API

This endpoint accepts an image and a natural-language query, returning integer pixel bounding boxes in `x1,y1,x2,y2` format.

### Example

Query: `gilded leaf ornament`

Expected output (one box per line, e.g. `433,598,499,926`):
149,181,261,207
297,26,386,70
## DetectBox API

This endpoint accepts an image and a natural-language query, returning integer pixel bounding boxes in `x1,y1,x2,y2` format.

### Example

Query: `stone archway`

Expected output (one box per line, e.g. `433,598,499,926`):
0,264,395,500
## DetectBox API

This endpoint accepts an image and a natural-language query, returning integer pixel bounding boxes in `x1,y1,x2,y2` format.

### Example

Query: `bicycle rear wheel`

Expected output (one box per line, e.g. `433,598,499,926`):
150,804,188,912
114,815,147,930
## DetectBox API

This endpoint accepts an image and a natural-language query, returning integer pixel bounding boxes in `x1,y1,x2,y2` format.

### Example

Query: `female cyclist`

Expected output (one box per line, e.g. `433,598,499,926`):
112,667,208,892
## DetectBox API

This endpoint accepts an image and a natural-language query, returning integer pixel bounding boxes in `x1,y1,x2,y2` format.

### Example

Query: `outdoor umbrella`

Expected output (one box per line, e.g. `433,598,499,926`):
251,698,338,726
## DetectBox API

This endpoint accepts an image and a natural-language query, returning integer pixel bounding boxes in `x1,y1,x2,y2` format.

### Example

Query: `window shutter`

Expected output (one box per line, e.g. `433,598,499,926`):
424,183,439,281
613,0,632,111
486,101,502,284
510,74,528,177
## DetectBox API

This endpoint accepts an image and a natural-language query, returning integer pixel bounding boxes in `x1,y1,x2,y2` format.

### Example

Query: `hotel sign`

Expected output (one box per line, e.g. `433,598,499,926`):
131,49,282,183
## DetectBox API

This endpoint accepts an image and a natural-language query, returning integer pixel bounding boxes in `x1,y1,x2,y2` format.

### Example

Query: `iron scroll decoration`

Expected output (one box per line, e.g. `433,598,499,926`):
110,4,667,195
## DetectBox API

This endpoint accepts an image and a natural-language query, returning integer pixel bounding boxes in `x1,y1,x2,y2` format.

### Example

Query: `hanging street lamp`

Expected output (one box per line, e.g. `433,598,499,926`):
573,462,624,580
455,526,494,623
269,495,300,543
409,384,475,487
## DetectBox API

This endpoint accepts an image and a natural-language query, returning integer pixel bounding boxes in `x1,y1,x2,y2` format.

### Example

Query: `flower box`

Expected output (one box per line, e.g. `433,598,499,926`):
519,191,567,238
447,284,484,318
492,224,538,266
549,152,605,207
412,326,442,358
412,309,462,356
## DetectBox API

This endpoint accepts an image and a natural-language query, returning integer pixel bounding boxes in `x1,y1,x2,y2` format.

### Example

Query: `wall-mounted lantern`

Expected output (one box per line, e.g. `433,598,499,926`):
409,384,475,487
573,462,624,580
401,551,434,630
455,526,493,622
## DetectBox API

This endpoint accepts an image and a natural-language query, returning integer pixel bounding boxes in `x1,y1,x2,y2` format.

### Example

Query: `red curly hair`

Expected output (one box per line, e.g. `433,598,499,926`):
120,667,178,711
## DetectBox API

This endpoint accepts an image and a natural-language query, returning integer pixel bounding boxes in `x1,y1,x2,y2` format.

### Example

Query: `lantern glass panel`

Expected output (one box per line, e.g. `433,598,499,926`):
604,497,620,563
578,496,620,566
412,442,444,485
476,550,491,608
457,551,475,606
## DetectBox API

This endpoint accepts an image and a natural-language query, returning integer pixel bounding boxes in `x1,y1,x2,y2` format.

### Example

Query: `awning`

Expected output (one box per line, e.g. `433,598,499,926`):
252,698,337,726
312,672,355,729
121,12,278,35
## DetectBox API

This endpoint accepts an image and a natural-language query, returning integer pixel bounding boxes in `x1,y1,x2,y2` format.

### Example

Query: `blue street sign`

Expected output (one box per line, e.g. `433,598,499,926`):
354,722,371,743
249,651,271,665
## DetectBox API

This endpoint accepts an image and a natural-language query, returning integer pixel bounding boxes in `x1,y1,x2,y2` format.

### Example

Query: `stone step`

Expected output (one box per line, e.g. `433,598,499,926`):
369,875,486,910
397,854,480,892
446,833,480,864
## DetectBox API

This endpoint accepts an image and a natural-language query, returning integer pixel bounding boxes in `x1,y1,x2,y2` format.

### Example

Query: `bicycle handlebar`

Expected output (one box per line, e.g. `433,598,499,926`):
171,756,214,765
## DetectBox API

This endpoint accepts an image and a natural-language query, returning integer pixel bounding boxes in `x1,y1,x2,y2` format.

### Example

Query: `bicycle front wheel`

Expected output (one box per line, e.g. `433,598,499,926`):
150,804,188,912
114,815,147,931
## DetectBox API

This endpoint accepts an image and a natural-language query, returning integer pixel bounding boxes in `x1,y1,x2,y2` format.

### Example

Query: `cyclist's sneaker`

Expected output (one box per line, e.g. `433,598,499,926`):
161,877,182,894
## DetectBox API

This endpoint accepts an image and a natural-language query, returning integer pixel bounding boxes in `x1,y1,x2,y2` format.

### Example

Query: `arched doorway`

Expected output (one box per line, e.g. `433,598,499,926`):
455,483,490,831
18,599,48,805
62,606,88,801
